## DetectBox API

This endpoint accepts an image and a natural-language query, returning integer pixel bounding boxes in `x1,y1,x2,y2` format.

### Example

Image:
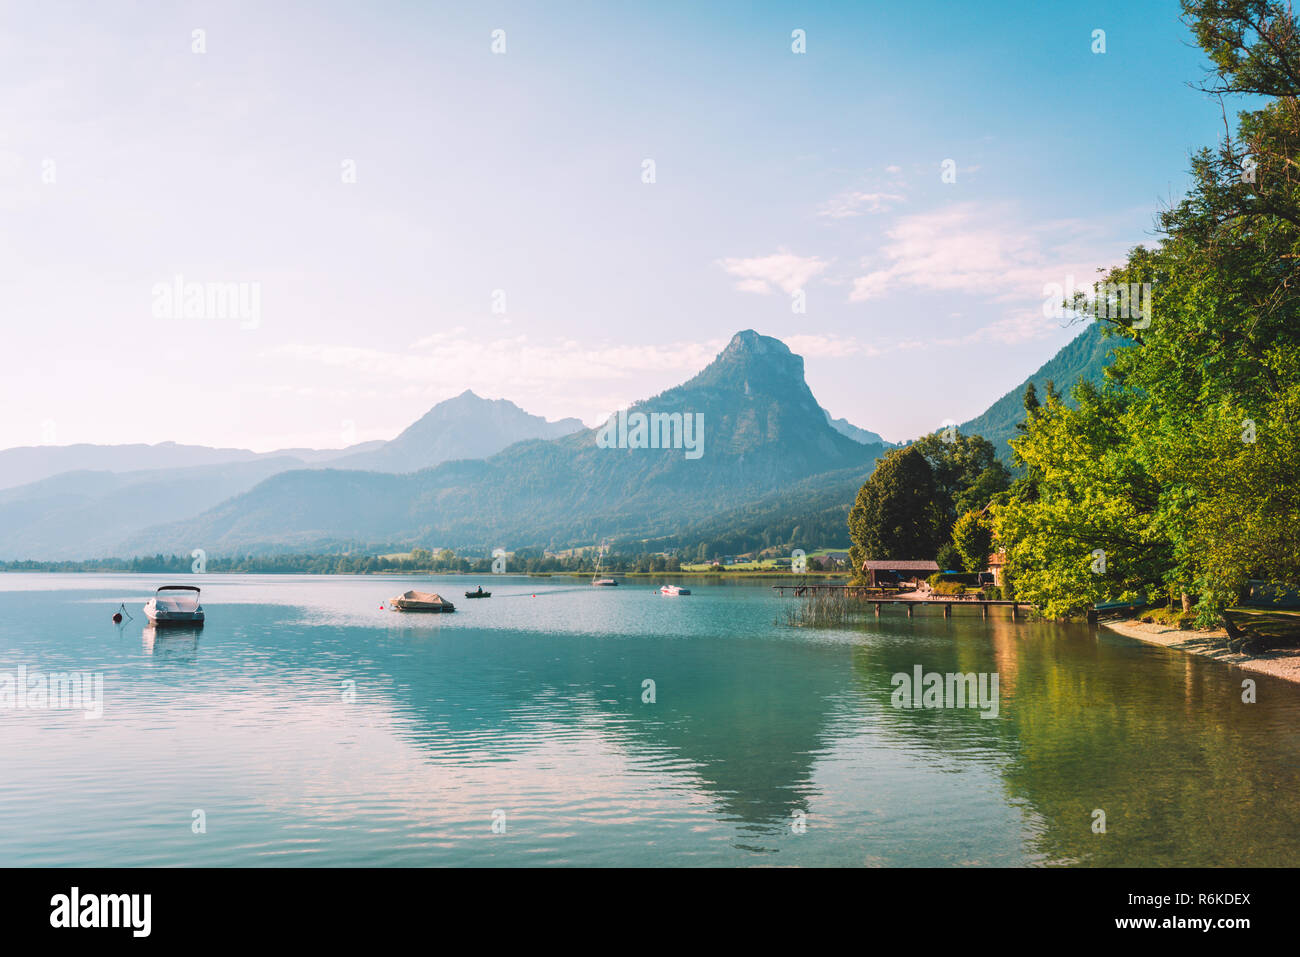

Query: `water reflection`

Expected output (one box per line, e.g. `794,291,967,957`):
1,575,1299,866
849,614,1300,866
141,624,202,660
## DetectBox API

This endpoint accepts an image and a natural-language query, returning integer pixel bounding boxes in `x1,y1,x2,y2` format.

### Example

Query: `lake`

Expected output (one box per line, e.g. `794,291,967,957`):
1,573,1298,867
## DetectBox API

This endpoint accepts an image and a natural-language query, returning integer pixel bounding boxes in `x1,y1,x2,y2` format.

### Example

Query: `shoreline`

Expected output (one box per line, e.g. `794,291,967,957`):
1101,618,1300,685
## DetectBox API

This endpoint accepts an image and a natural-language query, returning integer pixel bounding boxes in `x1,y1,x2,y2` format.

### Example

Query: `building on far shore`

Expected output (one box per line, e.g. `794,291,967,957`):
861,559,939,587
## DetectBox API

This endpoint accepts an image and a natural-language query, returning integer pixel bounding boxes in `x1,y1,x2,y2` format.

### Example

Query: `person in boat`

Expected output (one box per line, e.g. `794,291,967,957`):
475,586,484,595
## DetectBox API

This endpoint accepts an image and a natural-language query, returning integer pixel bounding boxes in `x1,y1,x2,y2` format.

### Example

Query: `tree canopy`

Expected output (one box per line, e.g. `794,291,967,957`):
849,435,1010,579
849,446,944,572
994,0,1300,625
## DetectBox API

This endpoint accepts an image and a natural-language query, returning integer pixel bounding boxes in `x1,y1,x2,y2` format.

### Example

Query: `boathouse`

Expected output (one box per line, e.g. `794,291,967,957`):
861,559,939,587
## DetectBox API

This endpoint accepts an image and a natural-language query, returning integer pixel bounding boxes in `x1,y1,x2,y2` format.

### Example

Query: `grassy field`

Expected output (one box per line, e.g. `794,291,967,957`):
680,547,852,573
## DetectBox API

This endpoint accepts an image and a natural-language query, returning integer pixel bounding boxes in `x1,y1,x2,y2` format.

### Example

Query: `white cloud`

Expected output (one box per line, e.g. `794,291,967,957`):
818,191,905,218
848,202,1117,306
933,311,1071,347
783,334,884,359
717,251,828,295
782,310,1078,357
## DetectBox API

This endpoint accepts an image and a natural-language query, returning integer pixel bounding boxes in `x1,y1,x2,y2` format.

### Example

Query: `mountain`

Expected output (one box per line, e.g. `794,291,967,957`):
333,390,584,473
644,325,1127,555
640,462,871,556
1,442,285,492
0,457,307,560
0,393,585,557
958,322,1126,460
0,440,388,492
823,410,889,447
2,392,582,496
8,328,1114,561
120,331,888,556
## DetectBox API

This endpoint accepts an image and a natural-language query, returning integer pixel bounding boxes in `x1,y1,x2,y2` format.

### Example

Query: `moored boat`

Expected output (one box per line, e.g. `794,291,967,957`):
660,584,691,596
143,585,205,626
390,590,455,613
590,539,618,586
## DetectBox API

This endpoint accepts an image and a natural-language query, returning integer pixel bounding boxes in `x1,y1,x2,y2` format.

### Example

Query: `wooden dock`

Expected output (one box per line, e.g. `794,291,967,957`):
771,584,1028,620
771,583,902,597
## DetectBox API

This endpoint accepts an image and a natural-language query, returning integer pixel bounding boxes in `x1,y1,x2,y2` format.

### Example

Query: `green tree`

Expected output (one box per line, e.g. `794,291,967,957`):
996,383,1169,618
848,446,944,578
911,431,1011,522
952,510,994,573
994,0,1300,626
935,542,963,573
1019,382,1040,427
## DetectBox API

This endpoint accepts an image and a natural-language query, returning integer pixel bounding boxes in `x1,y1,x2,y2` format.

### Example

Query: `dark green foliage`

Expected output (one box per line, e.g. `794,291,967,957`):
935,542,963,572
848,447,945,570
910,432,1011,523
930,581,970,596
997,0,1300,624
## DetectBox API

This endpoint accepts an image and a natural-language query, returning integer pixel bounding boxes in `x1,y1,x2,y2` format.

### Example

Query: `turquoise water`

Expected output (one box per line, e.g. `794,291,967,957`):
1,573,1298,867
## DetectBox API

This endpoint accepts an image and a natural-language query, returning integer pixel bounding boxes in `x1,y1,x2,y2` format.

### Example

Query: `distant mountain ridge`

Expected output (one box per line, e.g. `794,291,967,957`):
0,394,592,559
0,458,306,560
119,331,890,557
0,326,1109,560
333,390,584,473
823,410,889,447
0,441,382,492
0,393,583,495
958,322,1125,460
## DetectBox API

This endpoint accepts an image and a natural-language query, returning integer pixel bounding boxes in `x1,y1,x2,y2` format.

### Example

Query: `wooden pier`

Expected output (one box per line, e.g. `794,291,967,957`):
771,584,1028,620
771,583,902,597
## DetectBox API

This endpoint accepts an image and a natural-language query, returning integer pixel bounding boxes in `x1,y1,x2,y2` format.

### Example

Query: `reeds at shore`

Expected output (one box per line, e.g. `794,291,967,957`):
780,588,867,627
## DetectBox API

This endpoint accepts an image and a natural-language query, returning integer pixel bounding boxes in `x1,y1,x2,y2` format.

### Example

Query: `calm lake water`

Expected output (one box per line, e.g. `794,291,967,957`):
1,573,1297,867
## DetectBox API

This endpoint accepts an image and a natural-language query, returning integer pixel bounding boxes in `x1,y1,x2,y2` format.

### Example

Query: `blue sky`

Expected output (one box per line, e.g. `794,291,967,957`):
0,0,1229,450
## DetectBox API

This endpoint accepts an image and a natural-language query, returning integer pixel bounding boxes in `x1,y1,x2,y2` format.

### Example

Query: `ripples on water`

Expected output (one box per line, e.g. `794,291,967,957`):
1,574,1298,867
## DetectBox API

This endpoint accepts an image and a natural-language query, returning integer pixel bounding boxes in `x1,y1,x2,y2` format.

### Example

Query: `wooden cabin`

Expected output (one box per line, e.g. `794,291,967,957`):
861,559,940,587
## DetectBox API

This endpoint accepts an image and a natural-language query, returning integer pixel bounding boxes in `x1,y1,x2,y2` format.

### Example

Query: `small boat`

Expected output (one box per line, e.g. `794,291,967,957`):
590,539,618,586
144,585,205,626
660,585,691,596
390,590,455,613
464,587,491,599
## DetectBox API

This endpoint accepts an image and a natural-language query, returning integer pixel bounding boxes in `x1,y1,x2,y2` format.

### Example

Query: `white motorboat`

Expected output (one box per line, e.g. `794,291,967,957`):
143,585,205,626
660,584,691,596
